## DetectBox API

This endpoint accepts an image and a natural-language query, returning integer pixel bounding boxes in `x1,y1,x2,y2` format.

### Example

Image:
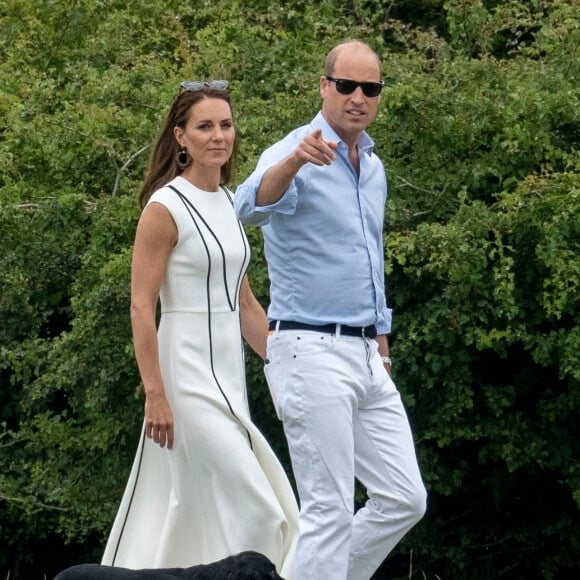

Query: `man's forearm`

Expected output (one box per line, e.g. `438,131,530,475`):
255,152,304,206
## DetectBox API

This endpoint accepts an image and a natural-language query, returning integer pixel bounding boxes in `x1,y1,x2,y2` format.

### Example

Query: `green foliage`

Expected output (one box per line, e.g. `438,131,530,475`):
385,169,579,576
1,0,578,578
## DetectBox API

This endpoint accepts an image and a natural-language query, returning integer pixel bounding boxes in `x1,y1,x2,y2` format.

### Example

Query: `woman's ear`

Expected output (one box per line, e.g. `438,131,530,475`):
173,125,184,147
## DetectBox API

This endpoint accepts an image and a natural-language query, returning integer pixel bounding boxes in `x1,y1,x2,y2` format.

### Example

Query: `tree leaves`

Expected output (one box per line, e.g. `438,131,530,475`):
1,0,578,578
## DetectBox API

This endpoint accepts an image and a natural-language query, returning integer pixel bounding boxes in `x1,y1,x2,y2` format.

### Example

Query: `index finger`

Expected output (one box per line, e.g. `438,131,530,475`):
310,128,337,146
311,128,324,141
307,129,337,154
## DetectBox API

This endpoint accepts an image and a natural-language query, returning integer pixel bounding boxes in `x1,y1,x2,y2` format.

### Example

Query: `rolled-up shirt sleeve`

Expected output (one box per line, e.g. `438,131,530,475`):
376,307,392,336
234,169,269,226
234,167,299,226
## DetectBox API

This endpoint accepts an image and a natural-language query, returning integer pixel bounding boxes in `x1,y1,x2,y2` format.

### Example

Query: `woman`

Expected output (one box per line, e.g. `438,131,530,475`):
101,81,298,578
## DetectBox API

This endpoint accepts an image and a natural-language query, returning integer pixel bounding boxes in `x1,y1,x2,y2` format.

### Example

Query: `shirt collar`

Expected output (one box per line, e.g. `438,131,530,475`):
311,111,375,156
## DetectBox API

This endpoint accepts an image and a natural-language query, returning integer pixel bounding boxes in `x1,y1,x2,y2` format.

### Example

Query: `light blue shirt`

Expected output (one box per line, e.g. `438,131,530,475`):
234,112,392,335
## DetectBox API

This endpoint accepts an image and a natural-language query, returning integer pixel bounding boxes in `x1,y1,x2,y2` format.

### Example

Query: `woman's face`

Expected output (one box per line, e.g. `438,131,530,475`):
174,97,235,171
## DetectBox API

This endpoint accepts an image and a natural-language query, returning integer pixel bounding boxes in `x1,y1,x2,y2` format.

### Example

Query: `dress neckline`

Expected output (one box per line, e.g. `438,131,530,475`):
174,175,222,195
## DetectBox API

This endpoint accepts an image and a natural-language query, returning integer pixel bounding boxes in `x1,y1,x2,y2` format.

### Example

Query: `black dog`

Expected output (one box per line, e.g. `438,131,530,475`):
53,551,284,579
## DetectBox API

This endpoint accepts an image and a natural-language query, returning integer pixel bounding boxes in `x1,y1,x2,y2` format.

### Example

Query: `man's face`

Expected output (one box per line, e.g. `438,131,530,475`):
320,45,382,145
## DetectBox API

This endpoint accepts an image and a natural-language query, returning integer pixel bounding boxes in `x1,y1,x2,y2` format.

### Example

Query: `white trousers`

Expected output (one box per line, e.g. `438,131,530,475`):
265,327,427,580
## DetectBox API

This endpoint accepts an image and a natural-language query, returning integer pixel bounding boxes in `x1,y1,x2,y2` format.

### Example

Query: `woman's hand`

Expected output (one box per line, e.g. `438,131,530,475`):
145,393,175,449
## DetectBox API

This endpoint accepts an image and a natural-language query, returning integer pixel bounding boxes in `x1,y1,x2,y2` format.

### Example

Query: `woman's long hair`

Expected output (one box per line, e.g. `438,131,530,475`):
138,87,236,208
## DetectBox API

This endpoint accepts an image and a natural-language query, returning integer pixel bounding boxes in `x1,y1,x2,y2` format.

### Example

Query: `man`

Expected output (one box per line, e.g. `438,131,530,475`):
235,40,426,580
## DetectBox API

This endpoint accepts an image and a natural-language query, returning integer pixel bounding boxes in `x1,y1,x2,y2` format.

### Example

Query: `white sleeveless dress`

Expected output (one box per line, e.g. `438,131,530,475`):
101,176,298,578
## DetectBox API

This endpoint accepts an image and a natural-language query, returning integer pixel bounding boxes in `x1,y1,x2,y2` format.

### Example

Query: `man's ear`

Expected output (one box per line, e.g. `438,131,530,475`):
319,74,329,99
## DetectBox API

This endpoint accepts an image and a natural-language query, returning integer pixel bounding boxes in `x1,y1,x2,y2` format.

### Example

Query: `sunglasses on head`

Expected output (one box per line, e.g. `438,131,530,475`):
180,80,229,92
325,75,384,98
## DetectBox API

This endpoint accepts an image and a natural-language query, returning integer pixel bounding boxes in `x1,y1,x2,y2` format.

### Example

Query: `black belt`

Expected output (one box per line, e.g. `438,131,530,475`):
268,320,377,339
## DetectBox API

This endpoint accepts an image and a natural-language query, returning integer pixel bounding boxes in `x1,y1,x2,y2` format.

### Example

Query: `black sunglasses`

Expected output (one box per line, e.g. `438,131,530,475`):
325,76,384,98
180,80,229,92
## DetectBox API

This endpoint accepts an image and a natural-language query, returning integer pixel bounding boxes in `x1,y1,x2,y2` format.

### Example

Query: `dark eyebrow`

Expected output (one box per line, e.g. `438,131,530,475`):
195,117,233,123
